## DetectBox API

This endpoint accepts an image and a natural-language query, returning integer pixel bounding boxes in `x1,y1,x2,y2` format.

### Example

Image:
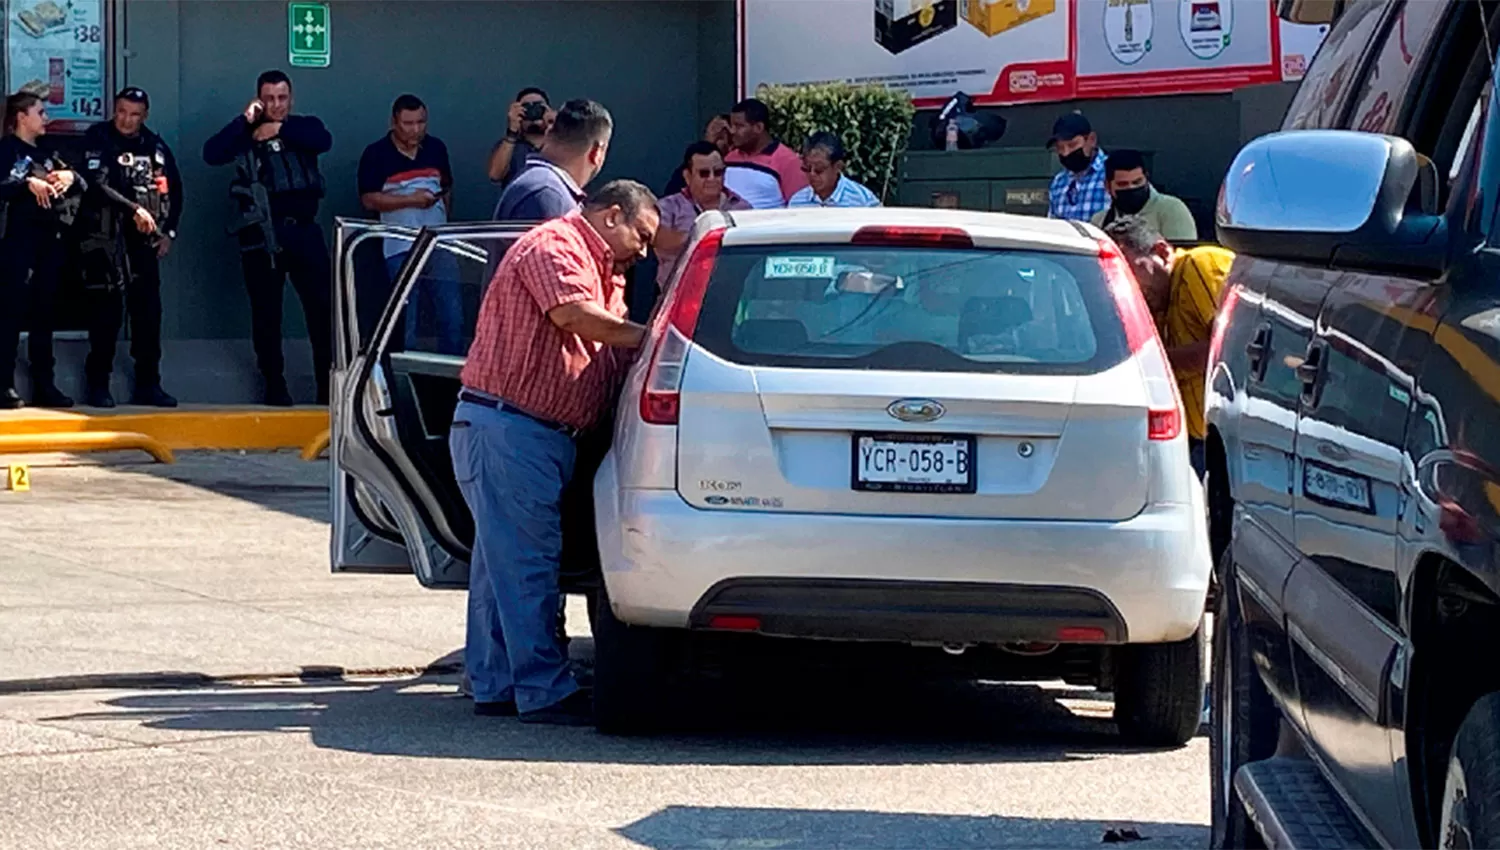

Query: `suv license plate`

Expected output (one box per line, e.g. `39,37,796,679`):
852,433,976,494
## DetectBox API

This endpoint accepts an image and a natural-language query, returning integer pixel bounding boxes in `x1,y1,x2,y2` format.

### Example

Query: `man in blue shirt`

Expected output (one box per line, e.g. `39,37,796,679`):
1046,112,1109,222
492,99,610,222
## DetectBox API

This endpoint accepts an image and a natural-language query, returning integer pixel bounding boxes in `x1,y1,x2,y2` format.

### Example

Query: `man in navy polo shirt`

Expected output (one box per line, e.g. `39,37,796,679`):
357,94,460,353
492,98,611,223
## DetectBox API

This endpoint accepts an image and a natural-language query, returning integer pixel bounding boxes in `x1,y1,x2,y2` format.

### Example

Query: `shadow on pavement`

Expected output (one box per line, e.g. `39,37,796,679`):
111,451,331,524
42,650,1185,768
616,805,1208,849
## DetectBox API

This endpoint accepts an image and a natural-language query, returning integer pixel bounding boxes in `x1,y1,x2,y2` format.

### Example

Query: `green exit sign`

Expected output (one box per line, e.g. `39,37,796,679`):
288,2,330,68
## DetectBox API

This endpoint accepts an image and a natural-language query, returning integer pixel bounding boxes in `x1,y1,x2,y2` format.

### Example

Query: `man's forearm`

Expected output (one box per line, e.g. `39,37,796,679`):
487,138,515,182
549,301,646,348
360,191,416,213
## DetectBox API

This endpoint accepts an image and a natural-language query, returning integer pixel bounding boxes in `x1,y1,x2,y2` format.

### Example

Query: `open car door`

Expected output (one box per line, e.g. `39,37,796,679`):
330,221,530,588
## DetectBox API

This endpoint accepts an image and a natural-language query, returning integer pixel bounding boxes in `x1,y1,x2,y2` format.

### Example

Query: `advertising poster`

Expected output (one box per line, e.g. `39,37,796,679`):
740,0,1330,107
5,0,107,127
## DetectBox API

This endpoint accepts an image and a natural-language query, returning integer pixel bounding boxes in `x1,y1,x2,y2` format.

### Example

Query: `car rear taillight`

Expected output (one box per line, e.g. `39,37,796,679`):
640,227,725,425
850,225,973,248
1098,238,1183,441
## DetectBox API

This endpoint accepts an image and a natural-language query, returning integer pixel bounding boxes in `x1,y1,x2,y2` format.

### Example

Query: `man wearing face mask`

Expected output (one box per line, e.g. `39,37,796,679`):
1045,112,1109,222
452,180,659,727
1090,149,1197,241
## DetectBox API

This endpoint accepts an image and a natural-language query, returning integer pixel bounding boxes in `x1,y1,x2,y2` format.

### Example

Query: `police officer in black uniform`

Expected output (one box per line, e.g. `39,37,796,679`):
78,87,182,408
0,90,85,410
203,69,332,406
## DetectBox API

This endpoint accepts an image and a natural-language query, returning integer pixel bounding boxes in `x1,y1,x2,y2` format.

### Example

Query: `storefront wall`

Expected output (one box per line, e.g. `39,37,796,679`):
13,0,1287,403
33,0,724,402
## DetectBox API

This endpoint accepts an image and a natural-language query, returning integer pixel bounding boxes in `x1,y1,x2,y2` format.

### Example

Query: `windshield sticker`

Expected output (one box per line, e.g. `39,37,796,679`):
764,256,835,279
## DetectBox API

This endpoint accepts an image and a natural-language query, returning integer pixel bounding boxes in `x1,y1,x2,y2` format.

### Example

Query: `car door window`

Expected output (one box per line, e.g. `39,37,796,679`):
1346,0,1449,133
1284,0,1393,129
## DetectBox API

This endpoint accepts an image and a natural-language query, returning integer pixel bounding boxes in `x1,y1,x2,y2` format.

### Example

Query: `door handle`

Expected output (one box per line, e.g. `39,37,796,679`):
1298,341,1327,407
1245,324,1271,381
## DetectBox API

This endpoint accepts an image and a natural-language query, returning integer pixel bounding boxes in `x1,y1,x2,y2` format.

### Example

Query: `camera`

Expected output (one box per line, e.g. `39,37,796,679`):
521,101,547,122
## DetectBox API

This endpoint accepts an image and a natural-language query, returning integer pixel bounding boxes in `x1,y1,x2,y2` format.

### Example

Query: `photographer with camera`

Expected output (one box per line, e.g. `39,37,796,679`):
487,87,552,192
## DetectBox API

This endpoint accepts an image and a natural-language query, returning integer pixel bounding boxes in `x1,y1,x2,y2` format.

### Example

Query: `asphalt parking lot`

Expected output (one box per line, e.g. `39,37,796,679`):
0,451,1209,849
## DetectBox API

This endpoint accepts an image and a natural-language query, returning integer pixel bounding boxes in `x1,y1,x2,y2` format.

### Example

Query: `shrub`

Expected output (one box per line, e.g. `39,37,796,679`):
756,83,915,204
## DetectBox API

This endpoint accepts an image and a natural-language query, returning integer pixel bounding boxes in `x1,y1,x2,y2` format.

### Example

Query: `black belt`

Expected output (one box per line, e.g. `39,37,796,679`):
458,391,579,437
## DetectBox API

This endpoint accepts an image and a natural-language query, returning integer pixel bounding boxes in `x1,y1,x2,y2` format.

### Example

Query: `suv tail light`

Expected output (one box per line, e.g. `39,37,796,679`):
640,228,725,425
1098,238,1183,441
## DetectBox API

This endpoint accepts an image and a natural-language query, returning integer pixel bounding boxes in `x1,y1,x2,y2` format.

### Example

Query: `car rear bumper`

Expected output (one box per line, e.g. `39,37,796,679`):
595,472,1211,644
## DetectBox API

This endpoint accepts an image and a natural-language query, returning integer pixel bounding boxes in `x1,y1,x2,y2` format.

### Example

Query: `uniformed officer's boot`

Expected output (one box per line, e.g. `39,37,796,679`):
83,382,116,409
0,388,21,410
264,378,295,408
131,385,178,408
30,383,73,409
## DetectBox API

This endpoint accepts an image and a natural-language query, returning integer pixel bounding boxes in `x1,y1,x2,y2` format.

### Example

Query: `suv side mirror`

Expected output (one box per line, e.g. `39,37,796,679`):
1216,130,1447,277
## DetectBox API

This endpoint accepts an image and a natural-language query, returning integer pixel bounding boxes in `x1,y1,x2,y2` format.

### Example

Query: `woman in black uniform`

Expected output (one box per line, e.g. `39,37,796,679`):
0,91,83,409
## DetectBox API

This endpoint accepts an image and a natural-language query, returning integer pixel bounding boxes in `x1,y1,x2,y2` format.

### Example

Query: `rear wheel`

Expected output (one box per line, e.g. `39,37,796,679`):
592,589,678,735
1210,550,1274,849
1438,692,1500,849
1114,621,1204,747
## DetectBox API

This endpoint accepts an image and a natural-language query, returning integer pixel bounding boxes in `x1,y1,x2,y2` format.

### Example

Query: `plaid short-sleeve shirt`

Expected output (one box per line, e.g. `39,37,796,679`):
1047,150,1110,222
459,211,629,430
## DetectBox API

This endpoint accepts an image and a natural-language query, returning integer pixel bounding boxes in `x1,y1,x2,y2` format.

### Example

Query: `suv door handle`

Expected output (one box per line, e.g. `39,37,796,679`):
1298,341,1327,407
1246,324,1271,381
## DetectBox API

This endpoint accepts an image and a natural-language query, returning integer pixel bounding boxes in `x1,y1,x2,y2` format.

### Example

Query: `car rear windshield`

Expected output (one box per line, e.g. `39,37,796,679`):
692,244,1131,375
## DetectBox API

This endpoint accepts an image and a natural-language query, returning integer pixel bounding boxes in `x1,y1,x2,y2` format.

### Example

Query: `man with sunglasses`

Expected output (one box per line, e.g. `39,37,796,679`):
76,86,182,408
654,140,749,291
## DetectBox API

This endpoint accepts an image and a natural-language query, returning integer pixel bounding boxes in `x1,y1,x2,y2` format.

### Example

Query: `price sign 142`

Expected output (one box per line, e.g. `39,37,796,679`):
71,97,103,118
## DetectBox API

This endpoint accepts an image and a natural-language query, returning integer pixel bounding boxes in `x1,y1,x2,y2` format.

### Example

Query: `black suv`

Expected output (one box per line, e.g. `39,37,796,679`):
1207,0,1500,846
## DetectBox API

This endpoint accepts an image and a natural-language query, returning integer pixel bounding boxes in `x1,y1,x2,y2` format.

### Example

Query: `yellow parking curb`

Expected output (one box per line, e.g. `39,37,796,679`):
300,428,330,461
0,431,175,464
0,406,327,460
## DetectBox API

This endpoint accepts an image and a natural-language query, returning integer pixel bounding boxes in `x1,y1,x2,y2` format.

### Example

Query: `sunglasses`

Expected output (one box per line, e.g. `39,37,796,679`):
693,167,727,179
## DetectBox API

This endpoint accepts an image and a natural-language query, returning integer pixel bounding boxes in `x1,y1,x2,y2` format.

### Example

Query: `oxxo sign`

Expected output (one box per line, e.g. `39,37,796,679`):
288,2,331,69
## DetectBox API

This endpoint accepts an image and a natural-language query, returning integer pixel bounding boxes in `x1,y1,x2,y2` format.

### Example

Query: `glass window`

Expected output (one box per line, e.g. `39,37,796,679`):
5,0,109,130
1284,0,1390,130
1347,0,1448,134
695,246,1129,376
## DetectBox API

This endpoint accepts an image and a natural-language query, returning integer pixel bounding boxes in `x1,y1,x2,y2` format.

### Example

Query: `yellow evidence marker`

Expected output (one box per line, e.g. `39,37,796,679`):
6,463,30,492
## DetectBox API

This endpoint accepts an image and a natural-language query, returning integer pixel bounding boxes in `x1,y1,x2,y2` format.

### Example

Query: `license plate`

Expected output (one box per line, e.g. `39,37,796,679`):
1302,460,1374,513
852,433,976,494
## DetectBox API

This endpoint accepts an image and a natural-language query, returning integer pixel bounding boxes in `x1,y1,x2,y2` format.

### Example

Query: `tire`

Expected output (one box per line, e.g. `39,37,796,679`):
1438,692,1500,849
1209,550,1276,849
1114,619,1205,747
591,588,678,736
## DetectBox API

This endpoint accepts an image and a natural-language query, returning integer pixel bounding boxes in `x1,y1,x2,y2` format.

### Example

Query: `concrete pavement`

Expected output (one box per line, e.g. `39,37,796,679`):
0,450,1212,848
0,450,465,688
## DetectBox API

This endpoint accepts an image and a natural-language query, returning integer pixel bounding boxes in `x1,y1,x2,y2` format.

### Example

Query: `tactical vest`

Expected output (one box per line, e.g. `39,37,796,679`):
256,137,324,197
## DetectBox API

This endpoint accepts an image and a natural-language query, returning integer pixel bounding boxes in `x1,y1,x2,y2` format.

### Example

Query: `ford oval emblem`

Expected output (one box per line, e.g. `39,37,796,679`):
887,398,945,423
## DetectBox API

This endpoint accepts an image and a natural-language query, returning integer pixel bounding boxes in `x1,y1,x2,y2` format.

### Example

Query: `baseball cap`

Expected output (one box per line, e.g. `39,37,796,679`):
1047,112,1092,148
116,86,150,108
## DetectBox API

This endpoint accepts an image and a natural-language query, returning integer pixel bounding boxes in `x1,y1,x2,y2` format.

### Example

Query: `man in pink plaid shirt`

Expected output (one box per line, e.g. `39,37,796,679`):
452,180,659,726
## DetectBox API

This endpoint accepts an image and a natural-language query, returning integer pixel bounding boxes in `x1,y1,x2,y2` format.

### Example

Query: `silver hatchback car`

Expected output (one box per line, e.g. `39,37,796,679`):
329,207,1210,743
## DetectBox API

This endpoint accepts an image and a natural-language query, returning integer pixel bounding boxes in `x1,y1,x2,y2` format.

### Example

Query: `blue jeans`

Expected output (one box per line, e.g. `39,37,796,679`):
449,397,579,712
386,250,463,355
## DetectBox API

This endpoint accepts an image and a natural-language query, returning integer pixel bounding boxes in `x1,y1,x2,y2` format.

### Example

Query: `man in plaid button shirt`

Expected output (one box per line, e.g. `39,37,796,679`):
1046,112,1109,222
451,180,659,726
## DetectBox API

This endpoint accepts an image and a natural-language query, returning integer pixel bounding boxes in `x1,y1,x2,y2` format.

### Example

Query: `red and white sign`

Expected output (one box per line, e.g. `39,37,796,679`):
739,0,1328,108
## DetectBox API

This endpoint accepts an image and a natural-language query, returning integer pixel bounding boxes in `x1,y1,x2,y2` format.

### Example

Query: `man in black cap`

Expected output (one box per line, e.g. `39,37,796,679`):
77,86,183,408
1046,111,1109,222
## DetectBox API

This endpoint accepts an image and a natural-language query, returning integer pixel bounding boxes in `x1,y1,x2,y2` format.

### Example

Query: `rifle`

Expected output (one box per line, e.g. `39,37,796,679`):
227,147,279,256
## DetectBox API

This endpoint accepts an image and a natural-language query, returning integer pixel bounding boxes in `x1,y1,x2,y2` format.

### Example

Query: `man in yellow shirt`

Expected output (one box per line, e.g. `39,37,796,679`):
1103,216,1234,478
